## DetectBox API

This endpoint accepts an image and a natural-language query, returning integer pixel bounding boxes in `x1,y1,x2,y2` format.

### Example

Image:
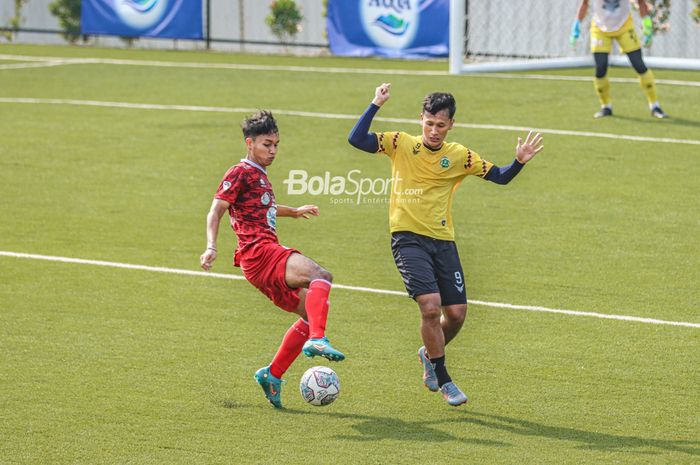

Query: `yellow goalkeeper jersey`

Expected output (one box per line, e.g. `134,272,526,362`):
376,131,493,241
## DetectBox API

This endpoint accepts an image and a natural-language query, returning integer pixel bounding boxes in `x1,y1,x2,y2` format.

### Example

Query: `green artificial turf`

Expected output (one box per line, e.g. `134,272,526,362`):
1,44,698,465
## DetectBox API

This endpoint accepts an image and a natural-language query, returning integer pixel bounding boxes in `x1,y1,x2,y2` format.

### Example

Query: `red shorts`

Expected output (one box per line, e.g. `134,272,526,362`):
238,241,301,312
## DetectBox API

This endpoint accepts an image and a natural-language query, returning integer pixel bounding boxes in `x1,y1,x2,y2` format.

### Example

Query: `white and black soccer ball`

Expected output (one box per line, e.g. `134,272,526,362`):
299,366,340,406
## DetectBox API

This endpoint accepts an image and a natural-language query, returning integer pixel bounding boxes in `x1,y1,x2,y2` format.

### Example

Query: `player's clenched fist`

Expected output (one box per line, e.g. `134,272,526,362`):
200,248,217,270
372,83,391,107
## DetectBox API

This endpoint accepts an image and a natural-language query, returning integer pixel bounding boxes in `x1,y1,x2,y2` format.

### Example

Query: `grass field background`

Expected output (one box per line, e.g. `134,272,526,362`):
0,44,698,464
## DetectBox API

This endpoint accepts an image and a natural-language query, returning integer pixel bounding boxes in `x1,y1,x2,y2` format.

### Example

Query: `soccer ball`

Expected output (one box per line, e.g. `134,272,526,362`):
299,366,340,406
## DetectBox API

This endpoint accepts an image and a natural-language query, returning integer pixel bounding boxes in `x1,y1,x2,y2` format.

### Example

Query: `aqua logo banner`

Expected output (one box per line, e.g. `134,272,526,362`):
327,0,448,58
82,0,203,39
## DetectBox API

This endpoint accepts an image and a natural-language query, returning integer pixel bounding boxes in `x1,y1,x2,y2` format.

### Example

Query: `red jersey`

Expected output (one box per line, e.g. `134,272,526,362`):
215,159,278,266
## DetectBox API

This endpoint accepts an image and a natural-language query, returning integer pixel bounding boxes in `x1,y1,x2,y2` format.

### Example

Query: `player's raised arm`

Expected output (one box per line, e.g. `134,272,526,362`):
570,0,588,46
277,204,319,219
347,83,391,153
200,198,230,270
484,131,544,185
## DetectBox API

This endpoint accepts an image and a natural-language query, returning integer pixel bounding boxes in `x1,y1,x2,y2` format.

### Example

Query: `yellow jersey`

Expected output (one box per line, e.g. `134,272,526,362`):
376,131,493,241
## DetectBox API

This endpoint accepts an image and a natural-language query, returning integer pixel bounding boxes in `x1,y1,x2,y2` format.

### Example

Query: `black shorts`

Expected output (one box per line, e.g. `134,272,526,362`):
390,231,467,306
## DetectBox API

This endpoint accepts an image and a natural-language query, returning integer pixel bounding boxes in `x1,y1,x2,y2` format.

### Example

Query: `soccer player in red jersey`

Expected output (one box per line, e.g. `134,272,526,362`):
200,110,345,409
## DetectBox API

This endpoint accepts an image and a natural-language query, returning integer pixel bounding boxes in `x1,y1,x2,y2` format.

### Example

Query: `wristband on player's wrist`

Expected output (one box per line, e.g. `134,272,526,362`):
207,246,217,251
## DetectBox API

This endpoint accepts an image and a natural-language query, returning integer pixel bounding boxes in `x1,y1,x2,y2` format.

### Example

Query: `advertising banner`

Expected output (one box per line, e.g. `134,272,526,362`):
327,0,449,58
82,0,203,40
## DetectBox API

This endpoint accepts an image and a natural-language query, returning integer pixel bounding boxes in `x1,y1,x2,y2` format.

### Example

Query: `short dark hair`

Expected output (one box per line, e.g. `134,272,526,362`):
241,110,278,139
422,92,456,119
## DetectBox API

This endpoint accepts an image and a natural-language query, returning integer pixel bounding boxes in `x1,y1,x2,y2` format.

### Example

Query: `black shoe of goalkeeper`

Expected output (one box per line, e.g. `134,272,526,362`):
651,106,669,119
594,107,613,119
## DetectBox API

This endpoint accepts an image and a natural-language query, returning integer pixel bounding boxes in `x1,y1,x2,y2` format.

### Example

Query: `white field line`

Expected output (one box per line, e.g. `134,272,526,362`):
1,97,699,146
0,54,448,76
484,72,700,87
0,61,70,70
1,54,699,87
1,251,697,329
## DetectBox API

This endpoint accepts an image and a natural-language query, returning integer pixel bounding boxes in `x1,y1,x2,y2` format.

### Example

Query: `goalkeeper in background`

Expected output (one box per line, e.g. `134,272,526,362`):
570,0,668,119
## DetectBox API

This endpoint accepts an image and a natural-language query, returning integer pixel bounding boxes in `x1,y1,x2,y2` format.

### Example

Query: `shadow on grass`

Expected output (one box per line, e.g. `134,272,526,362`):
454,411,700,456
218,399,244,409
277,408,509,446
218,399,698,455
218,398,505,445
611,114,700,130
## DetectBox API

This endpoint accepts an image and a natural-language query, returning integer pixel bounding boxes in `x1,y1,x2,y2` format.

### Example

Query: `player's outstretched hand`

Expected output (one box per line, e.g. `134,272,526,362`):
372,83,391,107
200,248,217,271
295,205,320,219
515,130,544,164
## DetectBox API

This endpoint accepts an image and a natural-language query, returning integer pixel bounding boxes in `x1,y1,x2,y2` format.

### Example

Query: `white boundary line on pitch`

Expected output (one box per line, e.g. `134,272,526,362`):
1,97,699,146
1,251,697,329
484,72,700,87
1,54,699,87
0,61,70,70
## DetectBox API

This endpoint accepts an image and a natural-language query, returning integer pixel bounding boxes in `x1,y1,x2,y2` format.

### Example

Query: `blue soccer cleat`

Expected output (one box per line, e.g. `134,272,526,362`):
440,381,468,407
418,346,439,392
302,336,345,362
254,366,284,409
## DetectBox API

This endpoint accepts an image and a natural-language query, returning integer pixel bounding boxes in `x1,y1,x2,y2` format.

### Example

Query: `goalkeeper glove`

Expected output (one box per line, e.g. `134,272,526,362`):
570,19,581,46
642,16,653,47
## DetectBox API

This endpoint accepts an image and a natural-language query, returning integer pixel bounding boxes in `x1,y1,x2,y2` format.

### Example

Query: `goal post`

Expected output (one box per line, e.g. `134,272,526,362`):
449,0,700,74
449,0,464,74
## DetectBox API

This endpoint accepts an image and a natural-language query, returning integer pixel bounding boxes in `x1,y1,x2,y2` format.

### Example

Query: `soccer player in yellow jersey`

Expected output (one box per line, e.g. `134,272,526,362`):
348,83,544,406
570,0,668,119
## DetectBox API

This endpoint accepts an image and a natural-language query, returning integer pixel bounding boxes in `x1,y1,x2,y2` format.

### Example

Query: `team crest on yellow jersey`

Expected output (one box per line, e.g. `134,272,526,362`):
440,156,450,168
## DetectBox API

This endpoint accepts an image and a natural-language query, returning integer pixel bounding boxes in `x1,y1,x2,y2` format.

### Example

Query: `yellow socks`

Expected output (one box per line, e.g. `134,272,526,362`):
594,76,612,107
639,70,658,106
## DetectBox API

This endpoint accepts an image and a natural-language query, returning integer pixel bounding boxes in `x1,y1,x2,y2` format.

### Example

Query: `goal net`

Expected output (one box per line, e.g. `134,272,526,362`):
449,0,700,73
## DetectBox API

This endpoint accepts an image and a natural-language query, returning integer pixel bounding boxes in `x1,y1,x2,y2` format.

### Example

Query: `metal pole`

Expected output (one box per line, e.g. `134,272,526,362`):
464,0,469,62
206,0,211,49
239,0,246,52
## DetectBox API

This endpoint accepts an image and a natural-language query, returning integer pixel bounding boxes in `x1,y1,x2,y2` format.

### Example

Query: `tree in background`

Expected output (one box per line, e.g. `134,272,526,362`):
265,0,303,43
321,0,328,39
632,0,671,36
2,0,29,41
632,1,700,30
49,0,82,43
649,0,672,34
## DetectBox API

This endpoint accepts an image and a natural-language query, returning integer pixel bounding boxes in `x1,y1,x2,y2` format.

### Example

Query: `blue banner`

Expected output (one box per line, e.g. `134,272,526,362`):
82,0,203,39
327,0,449,58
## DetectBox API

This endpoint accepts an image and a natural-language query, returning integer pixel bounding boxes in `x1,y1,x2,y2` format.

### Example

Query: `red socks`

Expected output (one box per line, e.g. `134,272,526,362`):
269,318,309,379
305,279,331,339
268,280,332,379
